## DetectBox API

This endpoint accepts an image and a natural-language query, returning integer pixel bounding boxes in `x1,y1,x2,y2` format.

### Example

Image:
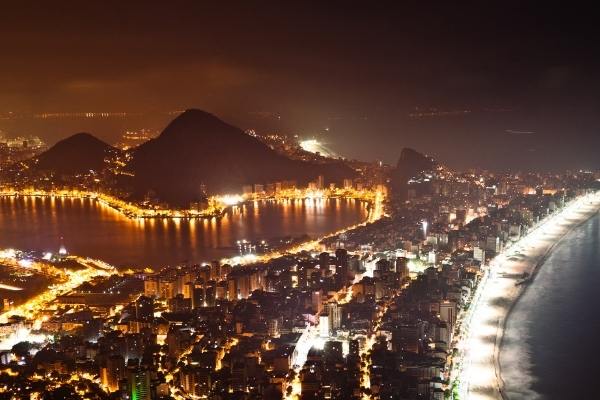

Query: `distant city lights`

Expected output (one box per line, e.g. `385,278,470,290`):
299,139,337,158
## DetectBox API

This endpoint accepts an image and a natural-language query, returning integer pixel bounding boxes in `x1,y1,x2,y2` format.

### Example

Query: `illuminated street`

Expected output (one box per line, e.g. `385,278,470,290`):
0,251,116,350
0,186,384,221
0,6,598,398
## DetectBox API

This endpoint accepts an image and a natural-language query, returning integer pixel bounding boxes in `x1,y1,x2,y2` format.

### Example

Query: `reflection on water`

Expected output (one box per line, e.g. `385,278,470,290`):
0,196,368,268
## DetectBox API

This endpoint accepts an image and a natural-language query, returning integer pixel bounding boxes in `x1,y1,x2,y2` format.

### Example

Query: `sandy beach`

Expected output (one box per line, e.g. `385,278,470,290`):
457,192,600,400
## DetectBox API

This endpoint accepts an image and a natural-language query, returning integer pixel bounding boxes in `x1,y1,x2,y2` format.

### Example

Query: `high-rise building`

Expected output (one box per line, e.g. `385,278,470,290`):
135,296,154,322
143,277,159,298
319,313,329,337
317,175,325,190
209,261,221,281
485,236,501,254
439,301,457,330
319,252,330,270
125,333,145,361
158,279,175,299
168,294,191,313
191,281,205,309
392,323,421,354
176,272,194,298
128,365,151,400
180,365,212,397
335,248,349,286
311,291,323,314
101,354,125,392
325,301,341,336
395,257,409,281
349,339,360,358
205,283,217,307
428,250,437,265
267,318,280,337
473,247,486,263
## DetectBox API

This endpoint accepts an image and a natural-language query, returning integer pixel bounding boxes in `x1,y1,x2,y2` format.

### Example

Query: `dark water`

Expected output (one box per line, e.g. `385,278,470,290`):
0,196,368,268
501,212,600,399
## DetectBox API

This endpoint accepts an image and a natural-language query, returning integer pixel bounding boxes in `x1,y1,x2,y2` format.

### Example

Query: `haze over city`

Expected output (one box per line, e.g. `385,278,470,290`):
1,2,599,170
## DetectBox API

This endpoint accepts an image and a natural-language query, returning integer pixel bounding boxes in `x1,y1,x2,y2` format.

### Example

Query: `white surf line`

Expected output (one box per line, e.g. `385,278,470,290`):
457,192,600,400
0,283,23,291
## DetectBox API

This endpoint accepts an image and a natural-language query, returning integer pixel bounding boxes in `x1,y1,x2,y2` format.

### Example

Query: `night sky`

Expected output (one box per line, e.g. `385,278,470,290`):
1,2,599,171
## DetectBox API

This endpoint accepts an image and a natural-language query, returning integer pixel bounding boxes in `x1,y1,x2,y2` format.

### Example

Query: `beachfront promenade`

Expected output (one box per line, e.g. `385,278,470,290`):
457,192,600,400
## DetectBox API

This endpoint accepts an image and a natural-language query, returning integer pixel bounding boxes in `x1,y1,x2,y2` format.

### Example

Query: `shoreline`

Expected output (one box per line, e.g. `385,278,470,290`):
0,191,385,270
219,191,386,266
0,188,383,221
494,204,598,400
458,192,600,400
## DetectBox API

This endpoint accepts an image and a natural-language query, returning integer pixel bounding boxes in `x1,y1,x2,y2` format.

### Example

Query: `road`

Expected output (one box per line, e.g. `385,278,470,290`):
0,252,116,350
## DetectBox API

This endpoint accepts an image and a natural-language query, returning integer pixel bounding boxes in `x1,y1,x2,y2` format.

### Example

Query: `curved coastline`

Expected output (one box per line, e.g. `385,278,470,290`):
494,207,599,400
0,187,383,221
0,195,376,268
460,192,600,400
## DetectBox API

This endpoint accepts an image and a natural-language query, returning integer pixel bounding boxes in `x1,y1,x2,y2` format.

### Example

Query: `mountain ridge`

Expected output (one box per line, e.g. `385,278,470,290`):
392,147,437,200
126,109,357,205
20,110,358,206
31,132,116,175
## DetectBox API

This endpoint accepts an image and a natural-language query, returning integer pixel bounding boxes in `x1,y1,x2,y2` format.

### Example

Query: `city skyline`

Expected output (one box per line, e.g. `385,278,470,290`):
1,4,600,400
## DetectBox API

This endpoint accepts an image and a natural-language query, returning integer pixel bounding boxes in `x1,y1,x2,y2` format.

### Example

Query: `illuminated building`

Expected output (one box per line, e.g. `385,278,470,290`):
473,246,486,262
485,235,502,254
190,281,206,309
135,296,154,322
101,354,125,392
317,175,325,190
395,257,409,280
158,279,175,299
392,323,421,353
428,250,437,265
143,277,159,297
128,365,151,400
335,248,349,287
324,301,341,336
267,318,280,337
312,291,324,314
439,301,456,330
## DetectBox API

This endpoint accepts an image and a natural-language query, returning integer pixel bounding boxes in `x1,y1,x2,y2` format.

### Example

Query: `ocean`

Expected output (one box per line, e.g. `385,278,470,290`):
500,211,600,399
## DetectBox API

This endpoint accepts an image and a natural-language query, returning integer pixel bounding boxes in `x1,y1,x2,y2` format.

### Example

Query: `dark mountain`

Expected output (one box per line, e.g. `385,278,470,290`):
127,109,356,205
32,132,116,175
392,148,436,200
396,148,435,177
